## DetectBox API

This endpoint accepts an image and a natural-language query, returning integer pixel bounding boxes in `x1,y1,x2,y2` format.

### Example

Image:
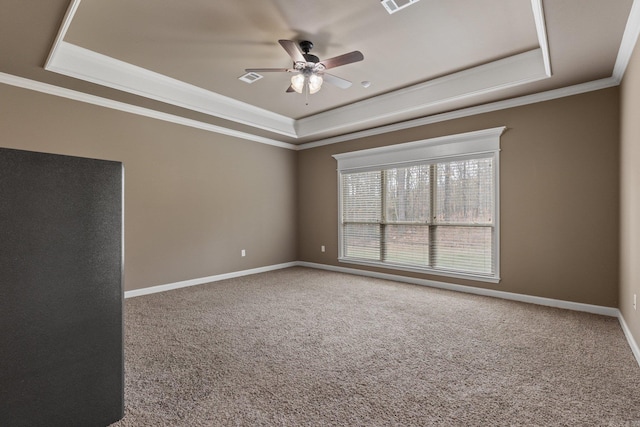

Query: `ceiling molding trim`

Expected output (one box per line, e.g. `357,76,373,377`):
46,42,298,138
46,42,550,142
298,77,619,150
295,48,549,139
0,72,618,153
44,0,553,142
45,0,81,69
0,72,297,150
333,126,506,169
531,0,552,76
613,0,640,82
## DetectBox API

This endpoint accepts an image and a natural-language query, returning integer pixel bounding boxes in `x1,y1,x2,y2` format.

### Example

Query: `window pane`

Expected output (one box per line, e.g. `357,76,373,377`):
336,130,501,282
384,225,429,266
433,226,493,274
343,223,381,261
385,165,431,223
435,158,493,224
342,171,382,223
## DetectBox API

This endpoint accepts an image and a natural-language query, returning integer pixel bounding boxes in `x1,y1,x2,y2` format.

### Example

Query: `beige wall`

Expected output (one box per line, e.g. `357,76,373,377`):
621,39,640,341
0,83,298,291
298,88,620,307
0,76,623,309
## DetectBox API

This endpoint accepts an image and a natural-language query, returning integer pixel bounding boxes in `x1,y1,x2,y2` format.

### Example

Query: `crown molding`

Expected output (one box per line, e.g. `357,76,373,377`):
0,72,297,150
1,70,617,153
46,42,298,138
46,41,548,138
298,77,619,150
45,0,81,69
46,1,297,138
5,0,635,149
531,0,552,77
297,0,551,139
44,0,552,141
614,0,640,82
295,48,548,139
46,43,550,142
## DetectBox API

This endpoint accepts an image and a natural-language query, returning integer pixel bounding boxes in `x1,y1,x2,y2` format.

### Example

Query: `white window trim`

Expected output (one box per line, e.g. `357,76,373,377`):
333,126,505,283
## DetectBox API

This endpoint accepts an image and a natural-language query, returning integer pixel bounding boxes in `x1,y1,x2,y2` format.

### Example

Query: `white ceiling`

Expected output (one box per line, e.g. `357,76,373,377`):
33,0,640,144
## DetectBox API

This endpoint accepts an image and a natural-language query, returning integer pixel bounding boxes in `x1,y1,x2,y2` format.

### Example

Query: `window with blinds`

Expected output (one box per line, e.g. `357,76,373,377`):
334,127,503,282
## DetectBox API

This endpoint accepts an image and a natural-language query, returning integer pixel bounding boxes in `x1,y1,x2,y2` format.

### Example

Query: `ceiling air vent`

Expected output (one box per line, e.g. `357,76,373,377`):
239,72,263,84
381,0,420,14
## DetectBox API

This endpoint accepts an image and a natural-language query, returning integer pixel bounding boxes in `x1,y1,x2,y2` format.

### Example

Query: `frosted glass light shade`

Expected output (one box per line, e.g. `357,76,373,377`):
308,74,323,94
291,73,305,94
290,72,323,94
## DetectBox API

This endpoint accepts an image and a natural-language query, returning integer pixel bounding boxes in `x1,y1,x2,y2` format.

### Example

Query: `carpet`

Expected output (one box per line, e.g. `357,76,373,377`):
110,267,640,426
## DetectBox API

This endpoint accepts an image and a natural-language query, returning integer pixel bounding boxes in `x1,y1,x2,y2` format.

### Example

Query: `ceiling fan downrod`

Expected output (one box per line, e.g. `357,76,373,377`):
299,40,320,64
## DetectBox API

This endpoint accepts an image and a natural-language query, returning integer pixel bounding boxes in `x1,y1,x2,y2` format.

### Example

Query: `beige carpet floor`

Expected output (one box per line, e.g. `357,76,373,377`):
111,267,640,426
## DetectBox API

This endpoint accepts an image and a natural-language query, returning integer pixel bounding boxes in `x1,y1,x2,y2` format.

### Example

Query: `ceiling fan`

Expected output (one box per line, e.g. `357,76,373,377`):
245,40,364,97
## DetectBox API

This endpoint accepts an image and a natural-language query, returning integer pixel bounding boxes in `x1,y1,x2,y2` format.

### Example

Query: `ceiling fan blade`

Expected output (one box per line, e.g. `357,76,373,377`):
319,51,364,70
245,68,293,73
278,40,306,63
323,73,353,89
286,85,296,93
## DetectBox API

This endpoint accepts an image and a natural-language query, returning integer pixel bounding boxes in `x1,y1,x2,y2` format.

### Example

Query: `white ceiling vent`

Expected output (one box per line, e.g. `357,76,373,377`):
239,72,263,84
381,0,420,14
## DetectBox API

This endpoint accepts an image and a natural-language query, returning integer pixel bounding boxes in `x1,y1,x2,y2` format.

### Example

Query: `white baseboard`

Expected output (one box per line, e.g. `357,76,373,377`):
123,260,639,367
124,262,298,298
128,260,620,315
298,262,619,317
618,313,640,367
300,262,640,367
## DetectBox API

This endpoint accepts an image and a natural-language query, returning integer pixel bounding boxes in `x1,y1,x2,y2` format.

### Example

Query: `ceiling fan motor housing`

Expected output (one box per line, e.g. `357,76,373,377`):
303,53,320,63
299,40,313,52
299,41,319,64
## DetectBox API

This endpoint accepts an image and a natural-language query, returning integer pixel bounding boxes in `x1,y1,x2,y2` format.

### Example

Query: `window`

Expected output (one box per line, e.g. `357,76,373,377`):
334,127,504,283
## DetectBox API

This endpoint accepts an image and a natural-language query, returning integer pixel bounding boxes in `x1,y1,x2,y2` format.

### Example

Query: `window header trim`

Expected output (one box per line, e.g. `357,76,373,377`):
333,127,506,172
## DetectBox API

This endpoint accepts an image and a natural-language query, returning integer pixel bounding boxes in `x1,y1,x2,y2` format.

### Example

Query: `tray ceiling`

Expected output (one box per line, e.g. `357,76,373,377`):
1,0,637,145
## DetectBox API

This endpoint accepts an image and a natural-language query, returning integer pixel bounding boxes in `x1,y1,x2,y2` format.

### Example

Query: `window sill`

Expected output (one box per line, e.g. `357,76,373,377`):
338,257,501,284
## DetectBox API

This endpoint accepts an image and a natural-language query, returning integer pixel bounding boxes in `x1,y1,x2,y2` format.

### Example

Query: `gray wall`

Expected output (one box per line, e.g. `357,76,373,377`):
0,77,624,311
621,35,640,344
298,88,620,308
0,83,298,292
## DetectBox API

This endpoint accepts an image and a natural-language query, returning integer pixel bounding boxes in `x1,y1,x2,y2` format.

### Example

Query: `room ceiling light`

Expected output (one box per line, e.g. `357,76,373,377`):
291,71,323,95
245,40,363,99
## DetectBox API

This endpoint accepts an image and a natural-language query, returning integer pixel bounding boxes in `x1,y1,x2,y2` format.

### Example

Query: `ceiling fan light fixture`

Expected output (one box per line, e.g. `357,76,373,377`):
291,73,323,95
291,73,305,94
308,74,323,94
247,39,363,99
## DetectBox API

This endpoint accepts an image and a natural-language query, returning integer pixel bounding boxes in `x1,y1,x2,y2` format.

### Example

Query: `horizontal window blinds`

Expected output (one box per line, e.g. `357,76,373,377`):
342,171,382,261
433,157,494,274
334,127,503,282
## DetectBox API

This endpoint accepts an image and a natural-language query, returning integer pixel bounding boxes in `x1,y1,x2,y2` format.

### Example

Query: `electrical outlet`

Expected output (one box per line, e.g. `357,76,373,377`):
241,249,246,257
321,245,325,253
634,294,637,311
